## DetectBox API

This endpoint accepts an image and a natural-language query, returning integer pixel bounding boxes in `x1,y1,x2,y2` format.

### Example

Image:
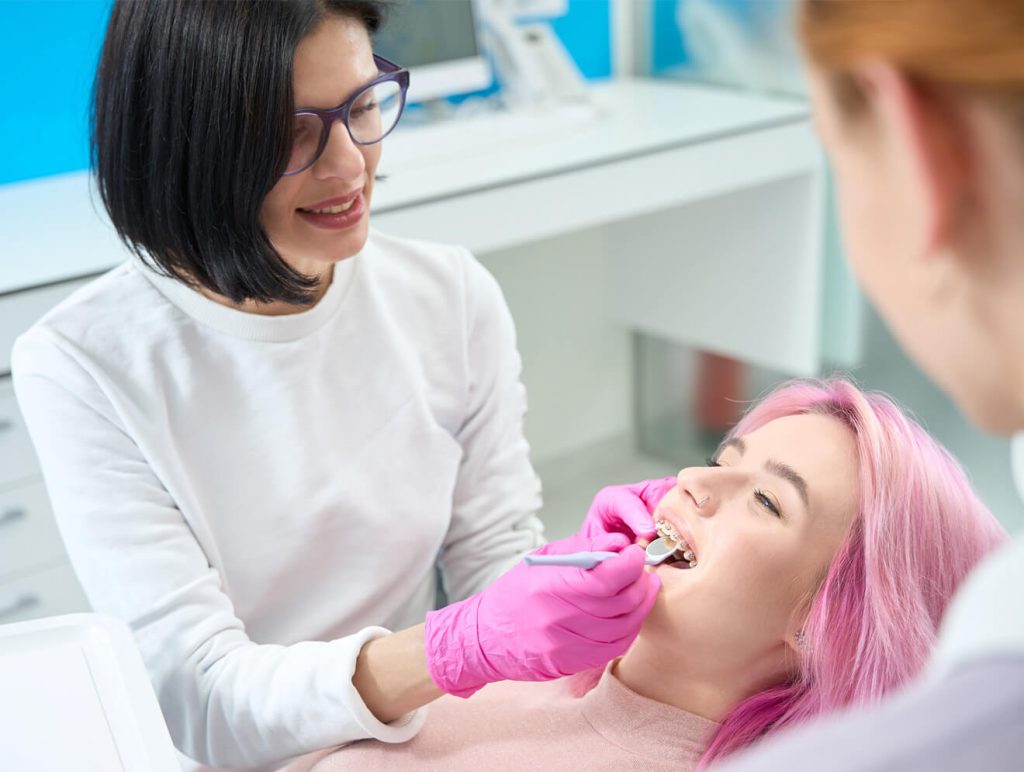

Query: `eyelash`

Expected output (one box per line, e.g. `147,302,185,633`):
755,489,782,517
705,457,782,518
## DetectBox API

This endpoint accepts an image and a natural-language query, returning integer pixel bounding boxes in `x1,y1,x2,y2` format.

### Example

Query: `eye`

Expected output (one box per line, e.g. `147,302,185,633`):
705,456,721,468
351,99,379,118
754,489,782,518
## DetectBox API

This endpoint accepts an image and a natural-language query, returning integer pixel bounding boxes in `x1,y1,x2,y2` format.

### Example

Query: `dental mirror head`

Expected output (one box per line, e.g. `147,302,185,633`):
644,537,678,565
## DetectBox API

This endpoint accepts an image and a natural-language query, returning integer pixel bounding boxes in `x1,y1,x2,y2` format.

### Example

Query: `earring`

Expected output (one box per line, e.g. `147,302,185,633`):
696,495,710,509
794,630,807,650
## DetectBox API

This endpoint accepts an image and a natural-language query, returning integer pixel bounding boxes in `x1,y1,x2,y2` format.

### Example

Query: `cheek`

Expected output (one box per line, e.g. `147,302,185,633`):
835,166,885,291
711,531,820,628
666,530,798,618
259,179,300,239
645,530,811,646
717,533,792,592
362,144,381,183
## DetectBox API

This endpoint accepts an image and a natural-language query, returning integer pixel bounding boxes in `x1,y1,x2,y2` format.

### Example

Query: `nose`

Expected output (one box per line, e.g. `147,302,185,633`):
311,120,366,182
676,464,740,518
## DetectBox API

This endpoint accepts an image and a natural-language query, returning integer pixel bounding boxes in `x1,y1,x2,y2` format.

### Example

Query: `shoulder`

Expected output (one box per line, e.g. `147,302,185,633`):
363,228,476,268
13,260,180,377
359,230,510,341
930,533,1024,677
362,229,499,301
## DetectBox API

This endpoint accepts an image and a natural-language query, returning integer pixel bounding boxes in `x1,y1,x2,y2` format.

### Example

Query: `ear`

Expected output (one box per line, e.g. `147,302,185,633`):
852,60,972,256
783,624,806,656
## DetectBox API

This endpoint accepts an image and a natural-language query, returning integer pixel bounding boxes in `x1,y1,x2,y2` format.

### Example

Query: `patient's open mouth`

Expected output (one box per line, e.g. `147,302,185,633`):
654,519,697,569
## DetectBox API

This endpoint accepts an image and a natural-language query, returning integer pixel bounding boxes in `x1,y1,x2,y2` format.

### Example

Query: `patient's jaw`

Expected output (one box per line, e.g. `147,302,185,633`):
616,413,860,720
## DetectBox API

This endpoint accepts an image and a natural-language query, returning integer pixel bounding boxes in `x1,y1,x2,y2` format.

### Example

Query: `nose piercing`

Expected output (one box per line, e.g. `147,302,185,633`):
696,495,710,509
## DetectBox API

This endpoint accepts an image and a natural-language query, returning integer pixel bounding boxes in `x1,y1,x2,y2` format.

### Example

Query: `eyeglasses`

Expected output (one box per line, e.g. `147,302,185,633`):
283,54,409,176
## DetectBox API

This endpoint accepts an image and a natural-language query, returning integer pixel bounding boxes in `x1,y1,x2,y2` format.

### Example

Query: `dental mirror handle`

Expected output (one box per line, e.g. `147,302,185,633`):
524,551,619,569
524,550,667,569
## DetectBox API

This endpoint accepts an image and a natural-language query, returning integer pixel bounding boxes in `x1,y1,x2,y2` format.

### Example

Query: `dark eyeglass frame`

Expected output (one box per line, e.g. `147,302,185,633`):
282,54,410,176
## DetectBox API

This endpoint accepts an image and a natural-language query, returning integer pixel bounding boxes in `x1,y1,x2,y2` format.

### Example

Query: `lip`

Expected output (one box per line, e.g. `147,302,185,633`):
657,503,699,564
299,189,362,212
295,193,365,231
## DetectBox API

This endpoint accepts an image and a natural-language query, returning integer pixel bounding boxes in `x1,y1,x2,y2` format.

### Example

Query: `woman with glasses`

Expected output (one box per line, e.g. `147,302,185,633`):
11,2,658,770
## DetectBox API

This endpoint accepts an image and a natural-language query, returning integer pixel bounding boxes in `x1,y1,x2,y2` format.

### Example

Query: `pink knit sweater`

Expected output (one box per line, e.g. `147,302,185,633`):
288,663,720,771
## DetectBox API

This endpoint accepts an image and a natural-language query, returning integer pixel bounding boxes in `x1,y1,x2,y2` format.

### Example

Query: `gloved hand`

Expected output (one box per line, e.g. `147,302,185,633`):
579,477,678,542
424,532,660,698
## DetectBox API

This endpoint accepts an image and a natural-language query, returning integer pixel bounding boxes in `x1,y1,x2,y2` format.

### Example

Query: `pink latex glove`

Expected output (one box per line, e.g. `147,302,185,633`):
424,532,660,698
579,476,678,541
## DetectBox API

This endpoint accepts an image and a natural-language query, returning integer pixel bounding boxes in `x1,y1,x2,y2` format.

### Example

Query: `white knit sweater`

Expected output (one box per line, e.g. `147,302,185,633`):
12,229,544,771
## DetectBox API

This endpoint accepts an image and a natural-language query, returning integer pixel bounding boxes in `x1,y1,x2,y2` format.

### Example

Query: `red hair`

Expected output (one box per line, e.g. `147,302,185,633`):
798,0,1024,134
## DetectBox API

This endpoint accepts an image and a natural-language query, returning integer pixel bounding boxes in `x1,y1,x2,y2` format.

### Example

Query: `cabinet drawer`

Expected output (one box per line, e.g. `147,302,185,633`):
0,278,93,375
0,481,65,581
0,562,89,625
0,385,39,485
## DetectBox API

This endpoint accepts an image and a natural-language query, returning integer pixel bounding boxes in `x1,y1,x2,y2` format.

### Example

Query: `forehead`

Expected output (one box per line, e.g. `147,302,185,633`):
293,15,378,107
735,413,860,527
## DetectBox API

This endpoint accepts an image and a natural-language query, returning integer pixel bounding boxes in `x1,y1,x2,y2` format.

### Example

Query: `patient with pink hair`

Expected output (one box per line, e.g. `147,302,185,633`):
289,380,1007,771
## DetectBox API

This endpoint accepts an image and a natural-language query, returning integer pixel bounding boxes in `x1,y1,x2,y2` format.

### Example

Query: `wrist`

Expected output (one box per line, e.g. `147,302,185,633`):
352,624,444,723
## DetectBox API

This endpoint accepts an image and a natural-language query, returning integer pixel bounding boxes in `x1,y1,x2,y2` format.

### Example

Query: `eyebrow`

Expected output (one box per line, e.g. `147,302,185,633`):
297,69,385,111
717,437,810,508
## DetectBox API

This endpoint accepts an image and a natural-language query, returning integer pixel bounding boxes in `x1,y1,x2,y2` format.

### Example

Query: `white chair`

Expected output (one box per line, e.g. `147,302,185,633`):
0,613,180,771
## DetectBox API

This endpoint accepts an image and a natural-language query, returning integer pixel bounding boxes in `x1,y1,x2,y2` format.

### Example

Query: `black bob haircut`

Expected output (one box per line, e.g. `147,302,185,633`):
92,0,389,306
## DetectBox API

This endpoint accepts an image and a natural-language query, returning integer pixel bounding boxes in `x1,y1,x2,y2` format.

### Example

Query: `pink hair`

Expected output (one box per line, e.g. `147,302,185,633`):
694,379,1008,767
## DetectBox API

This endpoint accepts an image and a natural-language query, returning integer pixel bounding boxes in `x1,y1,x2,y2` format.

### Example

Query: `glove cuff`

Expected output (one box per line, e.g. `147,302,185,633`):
424,594,495,699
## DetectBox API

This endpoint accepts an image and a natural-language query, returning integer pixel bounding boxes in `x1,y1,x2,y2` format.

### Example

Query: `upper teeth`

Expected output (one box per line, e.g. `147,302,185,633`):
655,519,698,567
303,199,356,214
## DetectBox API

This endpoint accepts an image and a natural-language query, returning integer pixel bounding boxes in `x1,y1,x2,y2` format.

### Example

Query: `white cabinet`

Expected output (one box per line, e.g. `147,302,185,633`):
0,279,93,624
0,482,68,580
0,390,43,483
0,562,88,625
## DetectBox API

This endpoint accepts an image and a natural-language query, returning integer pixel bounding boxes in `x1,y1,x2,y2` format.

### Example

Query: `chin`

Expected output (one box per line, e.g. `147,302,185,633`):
314,229,370,265
930,358,1024,436
958,389,1024,436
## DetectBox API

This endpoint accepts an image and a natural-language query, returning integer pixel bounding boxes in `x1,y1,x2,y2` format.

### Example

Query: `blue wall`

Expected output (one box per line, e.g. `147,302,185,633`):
0,1,112,185
651,0,690,73
549,0,612,81
0,0,613,187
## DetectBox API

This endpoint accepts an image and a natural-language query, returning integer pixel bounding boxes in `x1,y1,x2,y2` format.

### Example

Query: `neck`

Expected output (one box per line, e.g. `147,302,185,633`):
614,632,792,722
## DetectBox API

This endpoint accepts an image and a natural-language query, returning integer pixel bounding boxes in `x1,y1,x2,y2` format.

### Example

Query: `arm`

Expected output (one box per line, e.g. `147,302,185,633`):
436,253,544,602
351,624,441,723
13,332,426,769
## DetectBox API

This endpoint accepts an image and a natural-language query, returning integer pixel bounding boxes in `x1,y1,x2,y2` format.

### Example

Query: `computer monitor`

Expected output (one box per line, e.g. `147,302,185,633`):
373,0,491,103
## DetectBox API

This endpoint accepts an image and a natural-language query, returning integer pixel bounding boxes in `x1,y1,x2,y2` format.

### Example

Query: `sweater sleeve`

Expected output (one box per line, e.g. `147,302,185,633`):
436,253,545,603
11,330,426,771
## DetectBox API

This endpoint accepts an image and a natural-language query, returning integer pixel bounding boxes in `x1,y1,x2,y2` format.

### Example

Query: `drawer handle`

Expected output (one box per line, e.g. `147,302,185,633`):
0,593,40,620
0,507,26,527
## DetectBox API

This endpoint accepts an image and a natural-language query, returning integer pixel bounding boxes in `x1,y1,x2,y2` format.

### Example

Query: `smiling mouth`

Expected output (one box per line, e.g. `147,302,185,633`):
654,519,698,569
297,198,358,215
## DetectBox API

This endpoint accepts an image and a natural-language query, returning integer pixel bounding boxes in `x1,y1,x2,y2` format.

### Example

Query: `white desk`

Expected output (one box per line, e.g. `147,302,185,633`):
0,78,825,623
373,79,823,375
